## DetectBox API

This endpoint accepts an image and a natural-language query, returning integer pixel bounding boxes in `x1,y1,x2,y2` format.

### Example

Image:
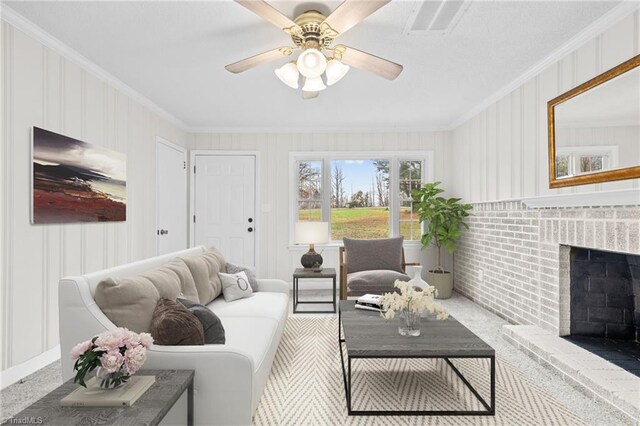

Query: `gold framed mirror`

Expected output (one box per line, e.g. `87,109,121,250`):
548,54,640,188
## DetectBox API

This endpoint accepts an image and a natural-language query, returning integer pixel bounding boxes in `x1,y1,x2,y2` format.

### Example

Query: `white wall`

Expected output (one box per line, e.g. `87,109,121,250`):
450,11,640,202
188,132,453,283
0,21,188,371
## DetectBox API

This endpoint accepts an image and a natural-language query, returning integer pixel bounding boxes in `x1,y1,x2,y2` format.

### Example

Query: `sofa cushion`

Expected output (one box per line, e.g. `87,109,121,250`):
164,258,200,302
95,276,160,333
182,247,226,304
219,271,253,302
225,263,258,292
207,292,288,323
220,317,279,373
150,298,204,345
178,298,225,344
142,266,181,300
347,269,411,295
343,237,405,273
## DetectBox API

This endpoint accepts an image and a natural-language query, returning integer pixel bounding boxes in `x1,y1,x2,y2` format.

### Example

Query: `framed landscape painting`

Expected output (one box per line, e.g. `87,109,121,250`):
31,127,127,224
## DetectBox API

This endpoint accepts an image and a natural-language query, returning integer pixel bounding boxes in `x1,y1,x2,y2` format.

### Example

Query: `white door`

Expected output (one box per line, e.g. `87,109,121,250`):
156,139,188,255
193,155,255,266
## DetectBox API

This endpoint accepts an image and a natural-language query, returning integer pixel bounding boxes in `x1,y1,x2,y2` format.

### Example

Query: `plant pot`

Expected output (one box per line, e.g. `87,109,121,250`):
426,270,452,299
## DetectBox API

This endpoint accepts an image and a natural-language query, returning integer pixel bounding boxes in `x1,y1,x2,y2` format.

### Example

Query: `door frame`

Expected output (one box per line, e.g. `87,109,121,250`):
189,150,261,269
155,137,188,255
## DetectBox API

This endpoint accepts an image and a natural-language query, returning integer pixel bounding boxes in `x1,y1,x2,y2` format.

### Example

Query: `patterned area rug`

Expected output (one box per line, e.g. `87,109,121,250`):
253,317,585,426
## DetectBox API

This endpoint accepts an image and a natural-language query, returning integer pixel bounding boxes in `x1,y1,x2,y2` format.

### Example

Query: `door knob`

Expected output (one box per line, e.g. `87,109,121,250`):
159,229,168,235
248,227,253,232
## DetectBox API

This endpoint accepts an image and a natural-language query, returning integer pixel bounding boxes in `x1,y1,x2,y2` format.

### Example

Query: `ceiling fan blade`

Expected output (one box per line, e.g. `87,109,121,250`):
235,0,302,35
321,0,390,37
302,91,319,100
225,47,294,73
333,45,402,80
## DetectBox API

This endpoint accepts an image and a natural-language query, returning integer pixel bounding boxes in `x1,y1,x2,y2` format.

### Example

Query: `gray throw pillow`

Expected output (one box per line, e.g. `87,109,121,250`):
343,237,404,273
177,298,226,344
225,263,258,292
219,271,253,302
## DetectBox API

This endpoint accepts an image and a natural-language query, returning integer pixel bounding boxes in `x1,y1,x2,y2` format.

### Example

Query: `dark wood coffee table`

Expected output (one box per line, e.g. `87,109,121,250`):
339,301,495,416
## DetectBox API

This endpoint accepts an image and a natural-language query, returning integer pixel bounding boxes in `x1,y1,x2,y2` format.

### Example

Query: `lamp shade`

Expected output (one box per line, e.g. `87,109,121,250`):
296,48,327,78
294,221,329,244
325,59,349,85
275,62,299,89
302,76,326,92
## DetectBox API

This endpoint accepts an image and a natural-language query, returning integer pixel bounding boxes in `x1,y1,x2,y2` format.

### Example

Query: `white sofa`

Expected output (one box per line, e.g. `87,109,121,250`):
58,246,290,426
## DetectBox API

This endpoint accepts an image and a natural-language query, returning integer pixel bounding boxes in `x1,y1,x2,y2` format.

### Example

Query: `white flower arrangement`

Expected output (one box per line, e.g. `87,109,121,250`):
379,280,449,321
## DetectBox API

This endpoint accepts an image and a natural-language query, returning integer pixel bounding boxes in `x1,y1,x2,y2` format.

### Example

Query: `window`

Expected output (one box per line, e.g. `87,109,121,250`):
555,146,615,179
292,152,431,243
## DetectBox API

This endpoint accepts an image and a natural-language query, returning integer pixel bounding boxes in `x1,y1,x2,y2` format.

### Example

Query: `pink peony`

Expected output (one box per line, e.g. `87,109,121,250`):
100,350,125,373
70,340,93,360
124,345,147,374
138,332,154,349
94,328,128,352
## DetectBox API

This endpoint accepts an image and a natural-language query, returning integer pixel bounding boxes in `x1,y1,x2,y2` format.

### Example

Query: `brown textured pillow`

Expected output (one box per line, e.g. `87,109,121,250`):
150,299,204,345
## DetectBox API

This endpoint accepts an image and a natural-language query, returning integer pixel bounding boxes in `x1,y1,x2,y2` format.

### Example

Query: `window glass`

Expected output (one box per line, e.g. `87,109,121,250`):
399,160,422,241
555,154,570,178
330,160,389,240
297,160,322,221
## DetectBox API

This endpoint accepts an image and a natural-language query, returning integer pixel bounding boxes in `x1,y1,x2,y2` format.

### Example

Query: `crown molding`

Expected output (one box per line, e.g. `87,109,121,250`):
189,125,451,134
0,4,190,132
448,1,640,130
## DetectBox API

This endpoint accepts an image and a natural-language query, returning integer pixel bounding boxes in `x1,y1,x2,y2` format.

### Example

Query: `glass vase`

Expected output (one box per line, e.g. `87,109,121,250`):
398,308,421,336
94,367,130,390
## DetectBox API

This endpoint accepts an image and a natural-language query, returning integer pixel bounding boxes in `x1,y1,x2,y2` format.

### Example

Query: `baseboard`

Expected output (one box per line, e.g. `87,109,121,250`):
0,345,61,390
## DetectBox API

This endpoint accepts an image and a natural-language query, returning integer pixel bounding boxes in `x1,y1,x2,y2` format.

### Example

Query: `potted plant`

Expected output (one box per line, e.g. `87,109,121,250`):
412,181,472,299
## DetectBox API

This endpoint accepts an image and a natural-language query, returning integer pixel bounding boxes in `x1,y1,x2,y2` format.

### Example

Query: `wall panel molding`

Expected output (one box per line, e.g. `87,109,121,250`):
0,20,187,371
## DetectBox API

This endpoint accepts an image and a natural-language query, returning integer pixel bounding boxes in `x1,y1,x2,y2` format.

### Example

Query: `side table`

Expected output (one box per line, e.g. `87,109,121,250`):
293,267,337,313
1,369,194,426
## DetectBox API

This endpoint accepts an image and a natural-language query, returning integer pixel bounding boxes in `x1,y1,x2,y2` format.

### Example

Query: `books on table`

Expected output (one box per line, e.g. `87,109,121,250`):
355,294,385,312
60,375,155,407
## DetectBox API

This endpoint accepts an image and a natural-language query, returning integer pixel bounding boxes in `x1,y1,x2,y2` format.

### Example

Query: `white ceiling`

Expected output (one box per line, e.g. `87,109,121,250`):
3,1,622,131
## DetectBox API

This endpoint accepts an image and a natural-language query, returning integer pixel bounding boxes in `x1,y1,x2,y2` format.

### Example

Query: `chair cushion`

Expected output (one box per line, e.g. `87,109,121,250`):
206,292,288,324
347,269,411,296
343,237,405,273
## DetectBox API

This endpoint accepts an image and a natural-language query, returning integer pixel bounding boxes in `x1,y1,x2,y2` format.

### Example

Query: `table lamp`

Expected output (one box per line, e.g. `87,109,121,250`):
294,221,329,271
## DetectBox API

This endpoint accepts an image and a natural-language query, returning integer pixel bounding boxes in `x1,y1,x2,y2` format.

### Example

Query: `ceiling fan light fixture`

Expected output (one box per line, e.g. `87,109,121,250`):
297,48,327,78
302,76,327,92
275,61,299,89
325,59,350,86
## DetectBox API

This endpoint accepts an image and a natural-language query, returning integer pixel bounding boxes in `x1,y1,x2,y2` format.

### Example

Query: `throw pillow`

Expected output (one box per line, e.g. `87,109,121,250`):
150,298,204,345
178,298,226,344
164,258,200,303
95,276,160,333
219,271,253,302
181,247,227,305
225,263,258,292
142,266,181,300
343,237,405,274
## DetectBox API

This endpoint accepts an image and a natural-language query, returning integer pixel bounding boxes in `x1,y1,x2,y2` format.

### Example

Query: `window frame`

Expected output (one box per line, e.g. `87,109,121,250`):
289,151,434,246
555,145,619,178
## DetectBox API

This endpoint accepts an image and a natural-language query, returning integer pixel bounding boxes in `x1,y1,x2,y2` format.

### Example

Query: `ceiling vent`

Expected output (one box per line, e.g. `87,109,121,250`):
404,0,470,35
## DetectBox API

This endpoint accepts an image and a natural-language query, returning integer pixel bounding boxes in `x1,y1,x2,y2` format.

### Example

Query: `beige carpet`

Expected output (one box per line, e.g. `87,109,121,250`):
253,317,585,426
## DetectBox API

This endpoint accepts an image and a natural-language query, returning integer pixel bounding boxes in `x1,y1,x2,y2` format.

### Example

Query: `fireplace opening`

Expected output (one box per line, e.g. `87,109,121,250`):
566,247,640,377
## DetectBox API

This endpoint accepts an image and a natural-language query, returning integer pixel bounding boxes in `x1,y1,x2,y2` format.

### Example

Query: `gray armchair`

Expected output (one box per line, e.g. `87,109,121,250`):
339,237,418,299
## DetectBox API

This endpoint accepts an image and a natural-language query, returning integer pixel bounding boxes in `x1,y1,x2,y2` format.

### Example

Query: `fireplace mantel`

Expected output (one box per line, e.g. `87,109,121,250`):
522,188,639,209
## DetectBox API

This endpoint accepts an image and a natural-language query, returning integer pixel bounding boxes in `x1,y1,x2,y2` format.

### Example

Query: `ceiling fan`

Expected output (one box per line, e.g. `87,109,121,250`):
225,0,403,99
